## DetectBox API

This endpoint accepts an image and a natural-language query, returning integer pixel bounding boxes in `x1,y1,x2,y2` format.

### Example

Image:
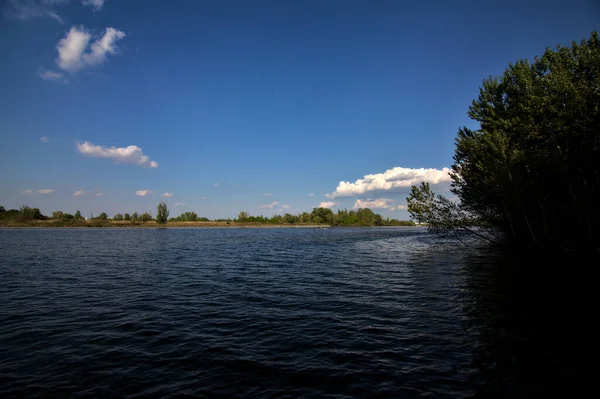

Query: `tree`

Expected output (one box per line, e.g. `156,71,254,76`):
113,213,123,221
140,212,152,223
156,201,169,224
442,31,600,249
74,210,82,220
237,211,248,222
132,212,139,221
311,207,334,224
0,206,5,214
98,212,108,220
124,213,131,221
407,183,498,244
52,211,64,220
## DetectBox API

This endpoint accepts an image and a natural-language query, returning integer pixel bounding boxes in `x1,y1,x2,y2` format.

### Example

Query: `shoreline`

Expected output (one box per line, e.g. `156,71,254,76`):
0,221,418,229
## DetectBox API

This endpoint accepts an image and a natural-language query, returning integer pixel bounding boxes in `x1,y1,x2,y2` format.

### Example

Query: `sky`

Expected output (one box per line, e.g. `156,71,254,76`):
1,0,598,219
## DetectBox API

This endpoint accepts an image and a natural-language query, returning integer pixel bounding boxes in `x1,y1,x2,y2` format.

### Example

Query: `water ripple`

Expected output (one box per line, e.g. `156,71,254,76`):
0,227,590,398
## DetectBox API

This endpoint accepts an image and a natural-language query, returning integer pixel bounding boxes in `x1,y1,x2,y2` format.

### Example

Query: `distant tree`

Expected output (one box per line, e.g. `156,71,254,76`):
237,211,248,222
20,205,44,220
0,206,5,214
74,210,82,220
52,211,64,220
123,213,131,221
140,212,152,223
113,213,123,221
132,212,139,221
98,212,108,220
156,201,169,224
311,207,334,224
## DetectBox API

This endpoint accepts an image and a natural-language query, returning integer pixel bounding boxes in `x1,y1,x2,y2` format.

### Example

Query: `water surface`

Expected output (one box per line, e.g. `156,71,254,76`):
0,228,587,397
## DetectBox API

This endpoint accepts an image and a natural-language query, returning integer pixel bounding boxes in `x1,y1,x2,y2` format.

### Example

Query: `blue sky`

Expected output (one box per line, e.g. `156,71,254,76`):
1,0,598,219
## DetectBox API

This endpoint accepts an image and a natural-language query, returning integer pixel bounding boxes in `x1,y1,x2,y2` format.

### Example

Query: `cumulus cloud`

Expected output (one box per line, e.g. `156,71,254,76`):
318,201,337,209
161,192,173,198
173,202,185,207
353,198,394,209
38,189,56,194
280,205,290,210
55,26,125,74
22,189,33,194
73,190,86,196
328,166,451,198
308,193,314,196
82,0,104,10
390,204,408,211
263,193,272,196
135,190,152,197
38,69,65,82
260,201,279,209
76,141,159,168
40,136,49,142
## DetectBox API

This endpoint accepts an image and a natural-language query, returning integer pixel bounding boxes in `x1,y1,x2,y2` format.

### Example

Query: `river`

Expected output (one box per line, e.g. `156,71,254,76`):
0,227,587,398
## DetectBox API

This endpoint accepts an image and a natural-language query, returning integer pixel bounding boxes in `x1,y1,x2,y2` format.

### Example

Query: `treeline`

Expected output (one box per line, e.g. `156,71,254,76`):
235,207,415,226
0,205,414,227
0,206,47,222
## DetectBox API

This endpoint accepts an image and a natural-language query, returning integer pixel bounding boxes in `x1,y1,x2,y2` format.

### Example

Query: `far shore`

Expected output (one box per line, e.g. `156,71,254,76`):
0,220,339,229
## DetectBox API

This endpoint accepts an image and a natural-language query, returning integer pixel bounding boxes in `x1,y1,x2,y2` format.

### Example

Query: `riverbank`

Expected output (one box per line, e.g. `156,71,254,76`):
0,220,334,228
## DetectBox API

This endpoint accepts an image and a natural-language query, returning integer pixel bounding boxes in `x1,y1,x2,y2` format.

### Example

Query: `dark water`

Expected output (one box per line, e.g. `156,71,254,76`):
0,227,588,398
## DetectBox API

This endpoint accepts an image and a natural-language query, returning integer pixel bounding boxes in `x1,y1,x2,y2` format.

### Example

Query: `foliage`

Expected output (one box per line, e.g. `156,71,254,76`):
407,183,499,244
132,212,139,221
170,211,205,222
97,212,109,220
448,32,600,249
139,212,153,223
156,201,169,225
123,213,131,221
74,210,83,220
237,211,249,222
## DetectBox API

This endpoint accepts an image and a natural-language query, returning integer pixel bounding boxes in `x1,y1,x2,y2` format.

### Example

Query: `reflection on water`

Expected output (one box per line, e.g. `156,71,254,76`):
0,227,591,398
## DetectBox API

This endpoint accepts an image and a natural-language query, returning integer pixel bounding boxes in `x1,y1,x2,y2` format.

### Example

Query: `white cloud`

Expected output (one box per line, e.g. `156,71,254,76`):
200,196,207,200
353,198,394,210
281,205,290,210
55,26,125,74
328,166,451,198
40,136,49,142
135,190,152,197
22,189,33,194
73,190,86,196
82,0,104,10
308,193,314,196
5,0,66,23
95,192,104,197
390,204,407,211
260,201,279,209
318,201,337,209
173,202,185,207
263,193,272,196
82,27,125,67
38,69,65,82
38,189,56,194
161,192,173,198
76,141,159,168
